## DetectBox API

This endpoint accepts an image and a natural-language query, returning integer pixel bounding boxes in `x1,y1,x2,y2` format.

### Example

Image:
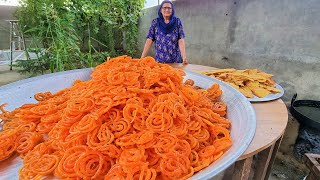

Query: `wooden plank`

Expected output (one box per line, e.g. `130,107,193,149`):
304,153,320,178
253,143,275,180
232,157,253,180
306,173,318,180
264,135,284,180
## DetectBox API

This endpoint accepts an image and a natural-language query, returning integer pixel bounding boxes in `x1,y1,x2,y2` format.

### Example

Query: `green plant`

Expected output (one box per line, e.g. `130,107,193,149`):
12,48,50,77
15,0,146,75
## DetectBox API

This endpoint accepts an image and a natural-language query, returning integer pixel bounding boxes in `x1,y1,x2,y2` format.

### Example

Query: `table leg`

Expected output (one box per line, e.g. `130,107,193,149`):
303,153,320,180
232,156,253,180
264,135,284,179
253,135,283,180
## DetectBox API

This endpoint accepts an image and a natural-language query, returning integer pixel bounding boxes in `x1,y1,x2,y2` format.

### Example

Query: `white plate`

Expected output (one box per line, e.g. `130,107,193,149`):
0,69,256,179
247,84,284,102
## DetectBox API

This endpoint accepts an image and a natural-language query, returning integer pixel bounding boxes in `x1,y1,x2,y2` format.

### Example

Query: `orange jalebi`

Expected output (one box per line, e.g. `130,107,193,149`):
0,56,232,179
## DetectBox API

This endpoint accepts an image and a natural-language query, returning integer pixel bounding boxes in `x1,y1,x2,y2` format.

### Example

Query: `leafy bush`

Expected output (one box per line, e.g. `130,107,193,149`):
15,0,145,75
12,48,50,76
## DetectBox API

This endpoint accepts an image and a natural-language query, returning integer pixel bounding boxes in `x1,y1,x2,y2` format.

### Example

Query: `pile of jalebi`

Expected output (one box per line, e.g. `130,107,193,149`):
0,56,232,180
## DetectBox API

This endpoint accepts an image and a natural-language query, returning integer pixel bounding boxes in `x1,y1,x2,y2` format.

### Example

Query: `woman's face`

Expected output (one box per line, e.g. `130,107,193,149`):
161,3,172,19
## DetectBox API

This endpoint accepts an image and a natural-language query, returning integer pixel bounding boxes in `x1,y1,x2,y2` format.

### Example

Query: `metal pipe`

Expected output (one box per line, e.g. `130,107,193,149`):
10,22,13,70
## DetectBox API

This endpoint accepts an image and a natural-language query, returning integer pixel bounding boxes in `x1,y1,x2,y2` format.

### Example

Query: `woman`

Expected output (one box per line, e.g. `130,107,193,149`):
141,0,188,64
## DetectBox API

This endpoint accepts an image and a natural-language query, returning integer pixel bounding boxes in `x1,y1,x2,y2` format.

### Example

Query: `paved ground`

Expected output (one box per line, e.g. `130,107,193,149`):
0,64,28,86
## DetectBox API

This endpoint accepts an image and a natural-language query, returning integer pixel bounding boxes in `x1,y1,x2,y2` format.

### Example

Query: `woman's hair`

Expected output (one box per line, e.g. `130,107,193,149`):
158,0,175,19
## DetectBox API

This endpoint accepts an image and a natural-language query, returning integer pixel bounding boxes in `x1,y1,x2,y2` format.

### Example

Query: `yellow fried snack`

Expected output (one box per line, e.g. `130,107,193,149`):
261,85,282,93
246,81,259,88
239,86,254,98
250,87,270,98
198,69,281,98
208,68,236,75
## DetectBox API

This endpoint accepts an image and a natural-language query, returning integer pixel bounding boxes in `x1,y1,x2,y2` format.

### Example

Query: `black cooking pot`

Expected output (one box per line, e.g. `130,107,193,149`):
290,93,320,130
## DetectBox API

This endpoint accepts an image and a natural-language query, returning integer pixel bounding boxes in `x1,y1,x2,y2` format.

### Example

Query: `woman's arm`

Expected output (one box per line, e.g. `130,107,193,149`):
141,38,153,58
178,38,188,64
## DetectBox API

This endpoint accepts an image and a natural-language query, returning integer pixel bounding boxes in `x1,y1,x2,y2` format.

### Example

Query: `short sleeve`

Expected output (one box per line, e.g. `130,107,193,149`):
146,19,157,41
177,18,185,39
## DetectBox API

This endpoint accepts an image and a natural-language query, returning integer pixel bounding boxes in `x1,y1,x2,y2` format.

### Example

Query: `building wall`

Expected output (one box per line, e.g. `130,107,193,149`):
0,5,18,50
138,0,320,102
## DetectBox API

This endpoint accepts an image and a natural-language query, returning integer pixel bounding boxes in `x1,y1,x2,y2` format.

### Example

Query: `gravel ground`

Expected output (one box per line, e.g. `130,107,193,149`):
268,154,307,180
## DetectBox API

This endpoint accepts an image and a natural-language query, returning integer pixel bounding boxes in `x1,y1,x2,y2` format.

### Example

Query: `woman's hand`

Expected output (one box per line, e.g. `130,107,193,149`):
178,38,188,65
183,57,188,64
141,39,153,58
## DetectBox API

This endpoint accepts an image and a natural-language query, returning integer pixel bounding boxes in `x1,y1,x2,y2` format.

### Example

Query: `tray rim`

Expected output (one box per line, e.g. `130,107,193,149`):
0,68,256,179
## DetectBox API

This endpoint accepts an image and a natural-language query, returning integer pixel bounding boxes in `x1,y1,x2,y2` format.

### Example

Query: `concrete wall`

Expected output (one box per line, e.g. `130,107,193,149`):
138,0,320,102
0,5,18,50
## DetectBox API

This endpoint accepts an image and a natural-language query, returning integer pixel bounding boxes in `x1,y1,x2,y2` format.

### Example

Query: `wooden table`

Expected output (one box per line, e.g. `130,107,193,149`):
171,64,289,180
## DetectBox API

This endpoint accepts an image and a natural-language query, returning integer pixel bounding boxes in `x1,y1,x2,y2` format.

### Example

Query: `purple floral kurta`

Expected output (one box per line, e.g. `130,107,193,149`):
147,18,185,63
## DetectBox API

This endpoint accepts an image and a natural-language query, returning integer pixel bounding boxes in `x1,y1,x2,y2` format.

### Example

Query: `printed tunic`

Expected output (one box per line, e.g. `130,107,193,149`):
146,18,185,63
